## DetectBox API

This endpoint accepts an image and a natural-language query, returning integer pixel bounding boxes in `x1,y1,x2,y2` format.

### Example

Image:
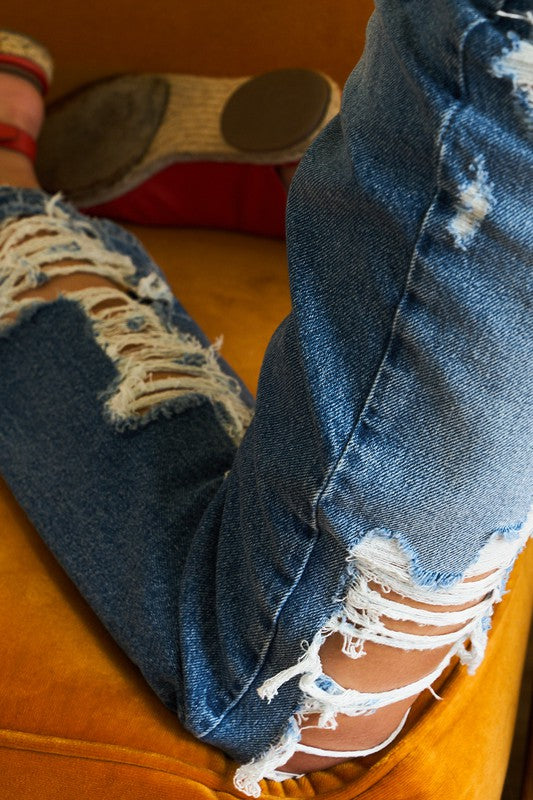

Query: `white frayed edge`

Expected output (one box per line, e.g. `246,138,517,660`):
495,10,533,25
491,33,533,131
295,707,411,758
0,197,252,444
136,272,174,303
492,35,533,102
0,195,136,322
70,286,252,443
233,510,532,796
233,720,302,798
447,155,495,250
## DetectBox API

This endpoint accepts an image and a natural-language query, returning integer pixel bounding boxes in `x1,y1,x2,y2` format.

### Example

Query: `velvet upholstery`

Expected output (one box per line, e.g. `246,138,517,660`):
0,2,531,797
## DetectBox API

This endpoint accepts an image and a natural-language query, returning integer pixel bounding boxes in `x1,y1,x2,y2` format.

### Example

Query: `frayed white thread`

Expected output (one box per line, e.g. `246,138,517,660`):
234,516,531,796
137,272,174,303
258,630,454,721
0,198,252,444
258,635,324,703
233,720,301,798
69,286,251,442
492,34,533,129
336,525,531,672
258,634,324,704
427,684,442,701
332,532,522,661
295,647,454,727
295,708,410,758
0,198,135,323
235,710,411,792
448,155,495,250
236,614,458,796
495,10,533,24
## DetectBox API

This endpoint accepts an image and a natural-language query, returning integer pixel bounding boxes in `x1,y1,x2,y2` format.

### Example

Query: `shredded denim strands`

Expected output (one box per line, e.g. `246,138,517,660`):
234,519,532,797
0,193,252,444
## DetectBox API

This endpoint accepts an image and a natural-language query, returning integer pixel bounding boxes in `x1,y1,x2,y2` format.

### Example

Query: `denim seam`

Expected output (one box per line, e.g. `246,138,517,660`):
194,529,323,739
280,313,326,525
196,321,348,736
194,340,340,736
312,16,493,545
312,100,456,533
220,5,495,751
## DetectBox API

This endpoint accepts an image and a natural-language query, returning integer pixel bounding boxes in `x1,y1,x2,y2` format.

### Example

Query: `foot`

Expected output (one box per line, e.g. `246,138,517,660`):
0,71,44,187
281,570,495,774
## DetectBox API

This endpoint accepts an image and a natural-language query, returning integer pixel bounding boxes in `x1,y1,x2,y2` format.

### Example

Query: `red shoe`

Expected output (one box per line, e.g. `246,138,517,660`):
0,30,53,161
36,69,341,238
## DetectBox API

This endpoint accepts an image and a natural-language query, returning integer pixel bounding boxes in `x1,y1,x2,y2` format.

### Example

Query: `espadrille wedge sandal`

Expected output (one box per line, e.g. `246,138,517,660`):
36,68,341,238
0,31,53,162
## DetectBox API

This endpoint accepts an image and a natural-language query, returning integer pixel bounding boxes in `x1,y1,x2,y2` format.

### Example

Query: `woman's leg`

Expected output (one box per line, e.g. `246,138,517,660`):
0,1,531,797
231,0,533,789
0,62,255,736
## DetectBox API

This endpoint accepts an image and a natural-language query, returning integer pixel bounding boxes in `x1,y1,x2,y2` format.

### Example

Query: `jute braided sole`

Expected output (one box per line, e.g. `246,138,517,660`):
36,69,341,208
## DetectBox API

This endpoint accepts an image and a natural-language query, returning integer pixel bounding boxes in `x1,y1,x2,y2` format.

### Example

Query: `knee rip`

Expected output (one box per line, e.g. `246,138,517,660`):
0,196,252,443
491,21,533,130
234,520,531,796
448,23,532,253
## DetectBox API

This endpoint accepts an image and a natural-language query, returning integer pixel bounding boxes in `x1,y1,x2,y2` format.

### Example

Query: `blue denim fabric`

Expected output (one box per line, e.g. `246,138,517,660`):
0,0,531,768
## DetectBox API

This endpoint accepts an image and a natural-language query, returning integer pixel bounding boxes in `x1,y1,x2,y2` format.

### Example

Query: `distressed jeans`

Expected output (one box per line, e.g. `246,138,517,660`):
0,0,532,796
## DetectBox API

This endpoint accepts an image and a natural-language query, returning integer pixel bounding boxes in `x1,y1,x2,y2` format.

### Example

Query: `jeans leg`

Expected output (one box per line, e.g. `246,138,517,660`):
0,186,253,717
228,0,533,791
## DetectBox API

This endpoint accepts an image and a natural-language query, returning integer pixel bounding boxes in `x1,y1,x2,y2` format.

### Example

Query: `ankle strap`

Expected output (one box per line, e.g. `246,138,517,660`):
294,707,411,759
270,708,412,782
0,31,54,95
0,122,36,162
0,54,50,95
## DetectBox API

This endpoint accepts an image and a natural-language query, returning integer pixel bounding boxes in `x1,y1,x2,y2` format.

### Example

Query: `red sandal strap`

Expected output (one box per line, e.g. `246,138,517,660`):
0,122,36,162
0,53,50,95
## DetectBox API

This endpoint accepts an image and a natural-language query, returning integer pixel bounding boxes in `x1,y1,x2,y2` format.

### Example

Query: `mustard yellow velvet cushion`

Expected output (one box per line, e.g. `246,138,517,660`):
0,226,532,800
